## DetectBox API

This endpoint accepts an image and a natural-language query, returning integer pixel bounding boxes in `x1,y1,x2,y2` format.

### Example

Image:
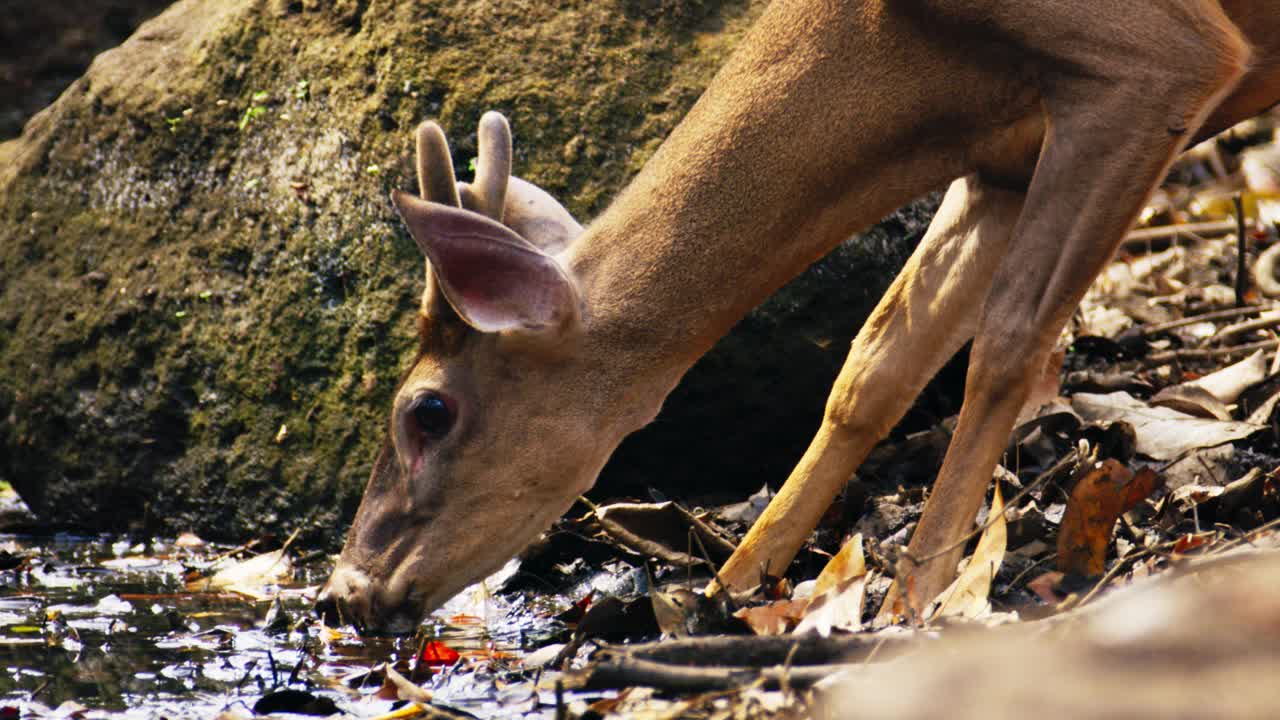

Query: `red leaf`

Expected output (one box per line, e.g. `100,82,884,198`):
1172,532,1212,554
418,640,461,666
554,592,594,625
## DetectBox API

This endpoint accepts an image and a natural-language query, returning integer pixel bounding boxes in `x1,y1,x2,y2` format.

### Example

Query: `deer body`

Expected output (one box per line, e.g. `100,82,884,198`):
319,0,1280,630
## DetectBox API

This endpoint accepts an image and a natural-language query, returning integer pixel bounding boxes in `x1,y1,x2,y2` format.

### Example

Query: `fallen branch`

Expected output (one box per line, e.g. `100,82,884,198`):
1139,303,1276,336
603,632,912,667
564,652,859,692
1145,338,1278,364
1122,219,1236,248
1210,309,1280,345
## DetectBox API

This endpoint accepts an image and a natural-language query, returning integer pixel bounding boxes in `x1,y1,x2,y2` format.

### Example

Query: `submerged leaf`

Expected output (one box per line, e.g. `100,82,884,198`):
418,640,461,667
189,549,291,599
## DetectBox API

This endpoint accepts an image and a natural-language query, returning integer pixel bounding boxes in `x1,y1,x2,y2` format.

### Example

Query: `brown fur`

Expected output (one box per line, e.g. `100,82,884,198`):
320,0,1280,631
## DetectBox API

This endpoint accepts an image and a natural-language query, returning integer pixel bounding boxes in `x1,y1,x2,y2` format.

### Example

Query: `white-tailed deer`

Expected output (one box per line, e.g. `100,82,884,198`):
318,0,1280,631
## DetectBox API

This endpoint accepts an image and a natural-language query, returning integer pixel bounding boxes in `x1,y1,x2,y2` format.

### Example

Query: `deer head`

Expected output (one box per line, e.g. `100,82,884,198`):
316,113,646,632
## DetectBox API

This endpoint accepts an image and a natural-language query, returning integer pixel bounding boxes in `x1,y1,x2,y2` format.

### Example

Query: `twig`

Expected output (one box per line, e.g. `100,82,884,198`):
1235,194,1248,307
689,529,737,612
601,632,911,667
779,641,801,698
1209,310,1280,345
1122,219,1236,247
1069,548,1152,611
1138,302,1276,336
1145,338,1279,364
861,636,891,667
1205,515,1280,557
566,653,857,692
899,451,1079,570
207,538,263,565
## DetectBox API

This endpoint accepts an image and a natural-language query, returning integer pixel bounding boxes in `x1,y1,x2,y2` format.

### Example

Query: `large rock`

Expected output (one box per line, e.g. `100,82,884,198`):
0,0,934,544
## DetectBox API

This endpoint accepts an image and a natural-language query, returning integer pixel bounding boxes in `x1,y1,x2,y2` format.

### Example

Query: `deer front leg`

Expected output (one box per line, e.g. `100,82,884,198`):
886,0,1250,616
714,176,1026,594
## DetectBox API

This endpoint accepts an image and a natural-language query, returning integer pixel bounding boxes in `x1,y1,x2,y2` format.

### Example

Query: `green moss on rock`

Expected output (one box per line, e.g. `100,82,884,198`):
0,0,933,545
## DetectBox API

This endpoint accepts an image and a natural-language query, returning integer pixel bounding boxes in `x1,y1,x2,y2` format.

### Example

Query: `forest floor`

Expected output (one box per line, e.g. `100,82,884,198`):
8,114,1280,718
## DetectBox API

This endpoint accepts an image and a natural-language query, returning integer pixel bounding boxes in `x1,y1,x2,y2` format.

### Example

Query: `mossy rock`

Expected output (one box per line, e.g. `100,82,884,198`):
0,0,933,545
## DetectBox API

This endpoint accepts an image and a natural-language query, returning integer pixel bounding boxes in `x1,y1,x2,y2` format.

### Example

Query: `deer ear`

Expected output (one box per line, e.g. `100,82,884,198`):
391,190,580,334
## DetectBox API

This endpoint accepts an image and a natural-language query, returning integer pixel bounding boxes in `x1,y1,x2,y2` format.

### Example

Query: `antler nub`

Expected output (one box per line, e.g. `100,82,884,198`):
415,121,461,208
464,111,513,223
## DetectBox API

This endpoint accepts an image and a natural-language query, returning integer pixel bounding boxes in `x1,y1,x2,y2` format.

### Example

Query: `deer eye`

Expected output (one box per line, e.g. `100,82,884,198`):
410,393,454,438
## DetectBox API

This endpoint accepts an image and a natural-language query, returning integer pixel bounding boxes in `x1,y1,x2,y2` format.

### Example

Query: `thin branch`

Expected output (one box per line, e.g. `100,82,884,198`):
1146,338,1278,364
1235,194,1248,307
1139,302,1276,336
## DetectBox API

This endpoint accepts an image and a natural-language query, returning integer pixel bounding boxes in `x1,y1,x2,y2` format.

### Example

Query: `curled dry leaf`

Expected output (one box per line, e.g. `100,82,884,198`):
594,502,736,568
1057,461,1163,577
1177,349,1268,403
932,484,1006,620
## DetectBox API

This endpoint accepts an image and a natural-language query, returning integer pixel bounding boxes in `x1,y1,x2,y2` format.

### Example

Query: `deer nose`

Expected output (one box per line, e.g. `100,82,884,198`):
315,563,375,630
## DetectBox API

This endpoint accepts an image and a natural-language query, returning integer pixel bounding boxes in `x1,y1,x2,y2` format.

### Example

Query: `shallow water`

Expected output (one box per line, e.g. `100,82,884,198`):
0,532,576,719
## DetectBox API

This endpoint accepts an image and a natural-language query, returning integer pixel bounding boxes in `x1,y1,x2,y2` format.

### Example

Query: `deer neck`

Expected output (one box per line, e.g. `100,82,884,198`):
564,0,1006,423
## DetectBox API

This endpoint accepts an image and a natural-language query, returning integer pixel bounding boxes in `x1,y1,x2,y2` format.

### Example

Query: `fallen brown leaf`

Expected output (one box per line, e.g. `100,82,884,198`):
733,599,808,636
1057,460,1163,576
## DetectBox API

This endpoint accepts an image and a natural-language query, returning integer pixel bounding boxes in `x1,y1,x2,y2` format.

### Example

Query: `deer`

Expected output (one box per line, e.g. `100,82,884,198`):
316,0,1280,632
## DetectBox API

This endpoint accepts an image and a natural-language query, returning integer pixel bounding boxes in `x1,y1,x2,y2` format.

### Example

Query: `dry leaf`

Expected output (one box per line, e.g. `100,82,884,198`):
733,600,808,636
190,549,291,599
594,502,736,568
1149,384,1233,420
1057,461,1163,576
1071,392,1263,460
1247,385,1280,424
794,534,867,636
418,640,461,666
1026,571,1069,605
1176,349,1268,403
932,484,1006,619
381,663,432,703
